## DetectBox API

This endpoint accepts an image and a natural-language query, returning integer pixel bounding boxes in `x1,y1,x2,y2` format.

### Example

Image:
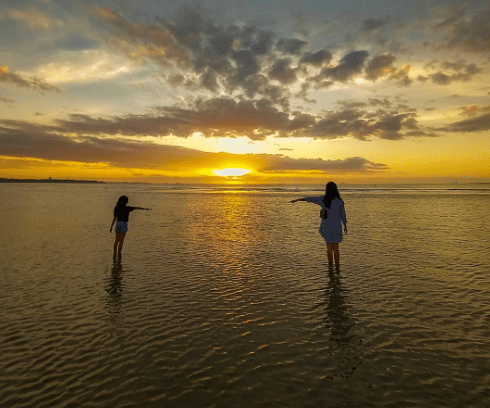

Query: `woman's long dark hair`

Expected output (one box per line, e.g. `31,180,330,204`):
323,182,342,209
114,195,128,217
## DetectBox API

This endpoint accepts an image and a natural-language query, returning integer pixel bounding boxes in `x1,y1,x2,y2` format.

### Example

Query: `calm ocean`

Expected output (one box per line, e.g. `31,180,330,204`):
1,183,489,407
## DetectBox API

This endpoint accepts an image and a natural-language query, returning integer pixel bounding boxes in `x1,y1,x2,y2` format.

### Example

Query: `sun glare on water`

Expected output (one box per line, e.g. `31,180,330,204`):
212,168,252,177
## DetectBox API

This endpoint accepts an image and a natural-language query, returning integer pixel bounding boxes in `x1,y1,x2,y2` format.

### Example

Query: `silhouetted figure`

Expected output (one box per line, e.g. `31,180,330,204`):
290,182,348,268
110,195,151,254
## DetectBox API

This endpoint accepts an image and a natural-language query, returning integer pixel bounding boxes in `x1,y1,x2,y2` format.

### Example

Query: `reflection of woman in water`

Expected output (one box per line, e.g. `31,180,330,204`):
290,182,348,268
110,195,150,254
105,257,124,322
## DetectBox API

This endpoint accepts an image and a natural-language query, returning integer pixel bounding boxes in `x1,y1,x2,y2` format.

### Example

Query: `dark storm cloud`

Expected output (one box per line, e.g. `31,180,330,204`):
441,60,467,71
358,16,408,54
269,58,297,85
276,38,308,55
433,9,490,52
294,82,318,104
299,49,332,67
430,62,482,85
231,50,260,78
0,65,61,93
456,62,480,76
389,66,412,87
442,112,490,132
199,69,220,92
365,53,396,80
319,51,369,82
418,60,483,86
364,53,412,86
305,108,423,140
431,72,456,85
249,30,275,55
368,98,392,108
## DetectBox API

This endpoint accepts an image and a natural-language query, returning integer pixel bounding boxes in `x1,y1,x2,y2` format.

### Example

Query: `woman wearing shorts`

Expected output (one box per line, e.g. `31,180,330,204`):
110,195,150,255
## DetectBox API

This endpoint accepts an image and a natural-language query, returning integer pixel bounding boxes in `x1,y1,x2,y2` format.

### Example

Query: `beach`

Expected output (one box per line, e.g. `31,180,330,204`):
1,183,489,407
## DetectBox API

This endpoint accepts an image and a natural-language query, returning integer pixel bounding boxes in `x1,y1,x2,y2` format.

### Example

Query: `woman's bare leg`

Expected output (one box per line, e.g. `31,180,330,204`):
326,243,334,265
114,233,120,253
332,243,340,266
117,233,126,253
114,232,127,254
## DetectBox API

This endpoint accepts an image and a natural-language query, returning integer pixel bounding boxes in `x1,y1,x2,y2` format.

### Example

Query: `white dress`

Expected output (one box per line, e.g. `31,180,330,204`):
305,197,347,243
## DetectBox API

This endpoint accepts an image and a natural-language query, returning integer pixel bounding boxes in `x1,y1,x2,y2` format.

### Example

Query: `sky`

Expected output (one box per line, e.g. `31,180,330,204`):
1,0,489,184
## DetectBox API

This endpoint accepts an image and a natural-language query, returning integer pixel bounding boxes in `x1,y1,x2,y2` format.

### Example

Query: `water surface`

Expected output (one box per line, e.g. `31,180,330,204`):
1,183,489,407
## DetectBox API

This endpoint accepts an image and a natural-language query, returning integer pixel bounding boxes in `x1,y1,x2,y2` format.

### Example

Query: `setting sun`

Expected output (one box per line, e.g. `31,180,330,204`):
212,168,252,177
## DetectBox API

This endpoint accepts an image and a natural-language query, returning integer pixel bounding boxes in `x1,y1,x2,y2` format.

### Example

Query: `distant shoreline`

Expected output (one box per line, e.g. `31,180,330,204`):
0,178,104,184
1,178,488,186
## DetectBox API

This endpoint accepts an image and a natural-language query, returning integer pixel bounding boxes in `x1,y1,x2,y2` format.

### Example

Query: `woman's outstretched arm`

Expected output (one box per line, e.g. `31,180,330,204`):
133,207,152,210
110,216,116,232
290,197,306,203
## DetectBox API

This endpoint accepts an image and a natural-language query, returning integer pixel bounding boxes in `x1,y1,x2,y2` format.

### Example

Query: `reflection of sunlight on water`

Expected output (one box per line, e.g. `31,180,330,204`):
221,193,248,243
178,192,258,265
191,193,256,249
188,193,266,300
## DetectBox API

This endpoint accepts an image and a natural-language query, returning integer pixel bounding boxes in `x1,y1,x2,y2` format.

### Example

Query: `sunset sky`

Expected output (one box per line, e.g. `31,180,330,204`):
1,0,489,184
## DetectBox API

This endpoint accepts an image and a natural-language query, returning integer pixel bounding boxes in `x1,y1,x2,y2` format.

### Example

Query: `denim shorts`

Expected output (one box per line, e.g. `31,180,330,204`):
115,221,128,233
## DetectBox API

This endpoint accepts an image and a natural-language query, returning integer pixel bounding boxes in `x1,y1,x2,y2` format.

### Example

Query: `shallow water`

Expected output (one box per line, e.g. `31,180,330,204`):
1,183,489,407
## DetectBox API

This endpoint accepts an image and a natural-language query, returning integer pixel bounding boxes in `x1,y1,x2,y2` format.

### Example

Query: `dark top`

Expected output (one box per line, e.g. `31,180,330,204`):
114,205,135,222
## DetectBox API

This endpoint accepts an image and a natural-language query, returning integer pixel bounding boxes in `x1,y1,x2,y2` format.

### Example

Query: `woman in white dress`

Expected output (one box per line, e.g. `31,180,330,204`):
290,182,348,268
